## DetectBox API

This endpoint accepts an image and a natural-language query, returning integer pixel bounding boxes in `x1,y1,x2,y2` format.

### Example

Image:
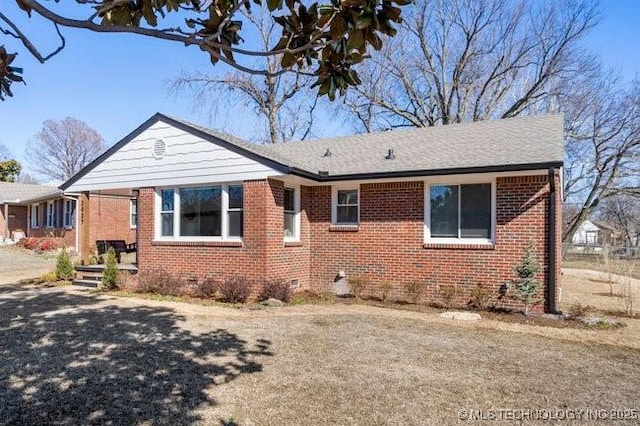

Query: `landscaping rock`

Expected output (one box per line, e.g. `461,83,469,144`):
580,315,625,328
439,311,482,321
262,298,285,308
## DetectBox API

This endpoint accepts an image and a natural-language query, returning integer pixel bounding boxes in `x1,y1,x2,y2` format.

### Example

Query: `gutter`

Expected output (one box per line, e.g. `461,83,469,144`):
548,167,560,314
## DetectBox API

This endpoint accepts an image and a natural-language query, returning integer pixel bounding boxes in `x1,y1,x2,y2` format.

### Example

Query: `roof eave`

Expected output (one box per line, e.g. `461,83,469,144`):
289,161,564,182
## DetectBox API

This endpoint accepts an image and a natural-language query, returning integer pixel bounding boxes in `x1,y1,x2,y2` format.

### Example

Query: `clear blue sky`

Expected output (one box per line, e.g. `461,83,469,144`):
1,1,638,175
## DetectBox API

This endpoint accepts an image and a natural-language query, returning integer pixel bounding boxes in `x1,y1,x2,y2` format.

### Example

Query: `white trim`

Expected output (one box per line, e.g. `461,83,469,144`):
424,177,496,245
154,183,243,242
129,199,137,229
283,185,301,242
332,185,360,225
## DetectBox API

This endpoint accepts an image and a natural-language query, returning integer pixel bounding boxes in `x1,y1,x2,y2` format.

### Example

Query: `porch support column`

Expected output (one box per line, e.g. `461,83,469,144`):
3,203,8,242
79,192,91,265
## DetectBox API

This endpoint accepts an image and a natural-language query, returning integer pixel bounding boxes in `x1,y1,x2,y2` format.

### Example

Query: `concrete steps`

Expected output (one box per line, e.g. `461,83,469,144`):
72,264,137,288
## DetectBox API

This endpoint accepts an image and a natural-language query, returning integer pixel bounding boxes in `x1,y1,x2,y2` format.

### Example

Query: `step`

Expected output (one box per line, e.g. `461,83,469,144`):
78,275,102,282
72,279,100,288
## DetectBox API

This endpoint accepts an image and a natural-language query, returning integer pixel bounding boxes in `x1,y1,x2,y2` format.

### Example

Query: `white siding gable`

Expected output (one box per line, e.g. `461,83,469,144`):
66,120,283,192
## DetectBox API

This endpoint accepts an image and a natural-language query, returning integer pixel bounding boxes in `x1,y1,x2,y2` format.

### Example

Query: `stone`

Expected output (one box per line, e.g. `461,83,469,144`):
439,311,482,321
262,298,285,307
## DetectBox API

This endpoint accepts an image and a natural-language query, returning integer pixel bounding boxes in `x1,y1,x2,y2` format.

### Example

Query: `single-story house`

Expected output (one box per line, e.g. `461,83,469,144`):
0,181,135,252
60,113,563,313
571,219,620,248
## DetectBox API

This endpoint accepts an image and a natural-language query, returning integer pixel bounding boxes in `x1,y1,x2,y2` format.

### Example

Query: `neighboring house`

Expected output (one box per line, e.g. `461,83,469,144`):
571,220,619,247
61,113,564,313
0,182,134,252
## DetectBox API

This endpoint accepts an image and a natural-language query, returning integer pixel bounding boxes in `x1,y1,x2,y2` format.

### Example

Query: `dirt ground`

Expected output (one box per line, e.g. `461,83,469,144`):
0,282,638,425
561,268,640,315
0,246,56,284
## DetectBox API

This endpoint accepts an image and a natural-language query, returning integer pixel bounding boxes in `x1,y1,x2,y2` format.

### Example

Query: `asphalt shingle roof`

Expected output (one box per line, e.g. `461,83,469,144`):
0,182,60,204
169,113,564,178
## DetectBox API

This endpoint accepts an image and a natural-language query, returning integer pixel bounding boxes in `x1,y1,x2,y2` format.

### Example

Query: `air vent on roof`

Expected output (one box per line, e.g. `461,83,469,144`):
153,139,166,159
323,148,332,157
385,149,395,160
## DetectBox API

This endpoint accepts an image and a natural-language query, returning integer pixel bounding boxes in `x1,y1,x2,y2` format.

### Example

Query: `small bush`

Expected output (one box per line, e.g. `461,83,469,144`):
405,281,424,304
17,237,65,251
55,248,75,281
380,281,393,303
128,268,186,295
348,275,368,299
101,248,119,290
193,277,219,299
259,278,292,302
218,276,252,303
568,301,590,319
439,284,457,308
40,271,58,283
290,290,335,305
468,283,492,310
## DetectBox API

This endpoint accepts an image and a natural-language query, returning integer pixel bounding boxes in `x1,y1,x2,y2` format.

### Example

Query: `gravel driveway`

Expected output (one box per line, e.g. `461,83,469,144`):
0,246,56,284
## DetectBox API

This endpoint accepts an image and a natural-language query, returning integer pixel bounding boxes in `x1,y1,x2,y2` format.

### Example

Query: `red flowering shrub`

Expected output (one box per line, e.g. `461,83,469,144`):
17,237,65,251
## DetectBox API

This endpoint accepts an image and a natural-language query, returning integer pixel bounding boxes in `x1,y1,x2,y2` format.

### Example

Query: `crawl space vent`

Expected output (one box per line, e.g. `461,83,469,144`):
152,139,166,159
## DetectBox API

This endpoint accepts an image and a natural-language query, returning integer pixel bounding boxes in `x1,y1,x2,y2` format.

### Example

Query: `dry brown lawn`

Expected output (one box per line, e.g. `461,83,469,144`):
1,282,639,425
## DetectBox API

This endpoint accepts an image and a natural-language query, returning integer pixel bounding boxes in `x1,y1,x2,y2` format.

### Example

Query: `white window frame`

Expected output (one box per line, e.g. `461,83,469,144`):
46,201,55,229
424,176,496,245
130,199,137,229
63,199,75,228
332,185,360,225
283,186,300,242
30,204,39,229
154,183,243,242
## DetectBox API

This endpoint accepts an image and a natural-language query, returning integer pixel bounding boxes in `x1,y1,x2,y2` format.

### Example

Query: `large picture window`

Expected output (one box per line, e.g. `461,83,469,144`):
428,182,493,242
156,184,243,240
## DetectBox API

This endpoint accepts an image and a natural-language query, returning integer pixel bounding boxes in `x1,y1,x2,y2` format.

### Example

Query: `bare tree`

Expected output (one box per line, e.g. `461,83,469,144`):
563,79,640,242
341,0,601,130
25,117,106,181
170,5,318,144
598,195,640,248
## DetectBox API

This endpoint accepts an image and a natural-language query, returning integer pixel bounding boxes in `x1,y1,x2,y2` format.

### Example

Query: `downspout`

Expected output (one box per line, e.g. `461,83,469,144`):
548,167,559,314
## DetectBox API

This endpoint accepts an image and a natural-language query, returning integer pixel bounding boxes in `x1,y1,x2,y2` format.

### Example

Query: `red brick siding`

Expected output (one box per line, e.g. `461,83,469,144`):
1,205,28,239
136,174,559,312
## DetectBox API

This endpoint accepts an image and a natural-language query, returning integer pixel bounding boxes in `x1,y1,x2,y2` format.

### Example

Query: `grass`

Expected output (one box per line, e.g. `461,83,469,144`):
563,256,640,280
2,282,639,424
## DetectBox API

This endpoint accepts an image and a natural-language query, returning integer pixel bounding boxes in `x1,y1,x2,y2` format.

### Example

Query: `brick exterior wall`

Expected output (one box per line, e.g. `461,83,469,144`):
26,195,135,251
0,204,28,240
136,174,561,312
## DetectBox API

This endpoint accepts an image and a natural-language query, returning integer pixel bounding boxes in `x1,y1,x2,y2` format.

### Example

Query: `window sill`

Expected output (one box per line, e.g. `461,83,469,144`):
423,242,495,250
284,240,303,247
329,225,359,232
152,240,243,247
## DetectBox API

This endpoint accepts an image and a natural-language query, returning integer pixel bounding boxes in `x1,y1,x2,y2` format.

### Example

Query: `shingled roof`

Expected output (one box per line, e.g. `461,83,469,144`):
0,182,60,204
167,113,564,180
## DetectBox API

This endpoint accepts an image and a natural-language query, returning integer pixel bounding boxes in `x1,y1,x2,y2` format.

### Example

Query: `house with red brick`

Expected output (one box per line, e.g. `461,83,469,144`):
60,113,563,312
0,182,134,252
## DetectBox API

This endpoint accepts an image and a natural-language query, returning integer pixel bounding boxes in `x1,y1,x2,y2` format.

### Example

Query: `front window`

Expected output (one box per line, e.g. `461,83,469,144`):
428,182,493,241
130,199,138,229
46,201,55,228
157,184,243,240
63,199,75,228
334,188,359,225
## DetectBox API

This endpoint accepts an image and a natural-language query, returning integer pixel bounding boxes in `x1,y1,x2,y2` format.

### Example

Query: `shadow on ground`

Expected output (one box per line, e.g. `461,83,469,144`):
0,285,272,424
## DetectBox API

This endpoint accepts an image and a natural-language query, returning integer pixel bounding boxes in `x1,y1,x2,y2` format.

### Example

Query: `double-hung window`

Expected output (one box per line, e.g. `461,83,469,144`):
333,187,359,225
46,201,55,228
130,199,138,229
63,199,75,228
30,204,39,228
426,181,494,243
156,184,243,240
283,187,300,240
